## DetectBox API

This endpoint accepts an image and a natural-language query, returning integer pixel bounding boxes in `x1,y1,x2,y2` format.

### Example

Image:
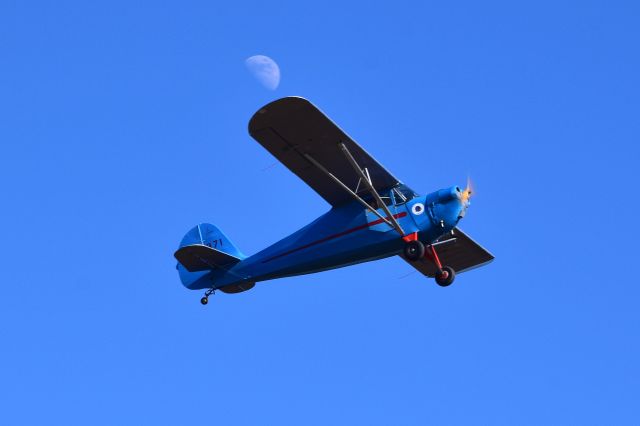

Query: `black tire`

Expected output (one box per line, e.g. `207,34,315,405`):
435,266,455,287
200,297,209,305
404,240,425,261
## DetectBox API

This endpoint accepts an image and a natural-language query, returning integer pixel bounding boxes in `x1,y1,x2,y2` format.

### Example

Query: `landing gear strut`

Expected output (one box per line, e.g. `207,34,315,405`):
426,244,456,287
201,287,215,305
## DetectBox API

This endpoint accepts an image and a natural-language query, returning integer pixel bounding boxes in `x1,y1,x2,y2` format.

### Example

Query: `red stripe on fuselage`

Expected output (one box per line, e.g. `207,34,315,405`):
262,212,408,263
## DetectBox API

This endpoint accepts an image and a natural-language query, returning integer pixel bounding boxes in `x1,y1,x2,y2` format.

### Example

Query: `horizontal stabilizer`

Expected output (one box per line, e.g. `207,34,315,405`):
174,244,242,272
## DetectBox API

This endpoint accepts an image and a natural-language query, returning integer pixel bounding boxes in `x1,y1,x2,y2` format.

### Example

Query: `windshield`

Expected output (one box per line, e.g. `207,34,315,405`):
393,184,418,204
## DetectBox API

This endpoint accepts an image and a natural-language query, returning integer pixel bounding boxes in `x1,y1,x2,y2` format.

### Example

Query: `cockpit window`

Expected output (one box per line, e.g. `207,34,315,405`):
360,192,393,208
392,189,406,204
358,184,416,208
393,184,417,204
380,195,393,206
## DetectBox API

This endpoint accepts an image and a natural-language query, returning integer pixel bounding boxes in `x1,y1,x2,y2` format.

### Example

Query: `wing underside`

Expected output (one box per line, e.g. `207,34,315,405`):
401,228,494,277
248,97,399,206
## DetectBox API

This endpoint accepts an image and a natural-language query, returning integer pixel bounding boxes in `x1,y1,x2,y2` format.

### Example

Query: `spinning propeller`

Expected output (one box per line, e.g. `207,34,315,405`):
460,177,473,205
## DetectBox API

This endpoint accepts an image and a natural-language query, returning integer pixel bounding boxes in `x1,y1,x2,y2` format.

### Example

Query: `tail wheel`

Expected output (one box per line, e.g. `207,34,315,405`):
404,240,425,261
435,266,456,287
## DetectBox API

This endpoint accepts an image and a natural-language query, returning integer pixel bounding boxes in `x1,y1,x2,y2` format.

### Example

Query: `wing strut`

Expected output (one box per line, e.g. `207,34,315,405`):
302,153,394,228
338,142,405,236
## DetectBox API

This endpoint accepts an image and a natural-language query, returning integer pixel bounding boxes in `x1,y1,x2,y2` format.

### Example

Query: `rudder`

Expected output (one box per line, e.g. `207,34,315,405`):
178,223,244,259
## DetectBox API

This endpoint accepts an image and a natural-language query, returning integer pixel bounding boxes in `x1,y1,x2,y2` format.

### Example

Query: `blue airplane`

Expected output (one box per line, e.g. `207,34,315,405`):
175,97,494,305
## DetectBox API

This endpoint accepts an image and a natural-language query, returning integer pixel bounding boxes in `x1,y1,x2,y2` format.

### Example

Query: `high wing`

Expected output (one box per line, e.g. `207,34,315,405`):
401,228,495,277
248,97,400,206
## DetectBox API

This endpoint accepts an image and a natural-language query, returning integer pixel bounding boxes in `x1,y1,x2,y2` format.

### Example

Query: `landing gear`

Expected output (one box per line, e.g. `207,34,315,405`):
435,266,455,287
425,243,456,287
404,240,425,261
200,287,215,306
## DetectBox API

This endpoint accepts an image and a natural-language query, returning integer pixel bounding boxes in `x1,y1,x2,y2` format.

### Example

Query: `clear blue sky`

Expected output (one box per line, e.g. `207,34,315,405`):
1,1,639,424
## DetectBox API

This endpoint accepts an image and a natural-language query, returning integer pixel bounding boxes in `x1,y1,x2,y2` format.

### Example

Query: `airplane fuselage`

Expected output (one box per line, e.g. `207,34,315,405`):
195,186,466,290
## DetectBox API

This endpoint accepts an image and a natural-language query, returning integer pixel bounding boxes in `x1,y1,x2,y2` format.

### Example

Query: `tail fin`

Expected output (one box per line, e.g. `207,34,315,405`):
178,223,244,258
174,223,245,289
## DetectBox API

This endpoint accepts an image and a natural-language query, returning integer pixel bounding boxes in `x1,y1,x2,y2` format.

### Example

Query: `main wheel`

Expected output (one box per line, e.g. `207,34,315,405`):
200,297,209,305
404,240,425,261
435,266,455,287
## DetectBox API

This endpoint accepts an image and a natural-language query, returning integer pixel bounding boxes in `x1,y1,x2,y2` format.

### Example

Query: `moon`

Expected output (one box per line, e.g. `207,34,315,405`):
245,55,280,90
